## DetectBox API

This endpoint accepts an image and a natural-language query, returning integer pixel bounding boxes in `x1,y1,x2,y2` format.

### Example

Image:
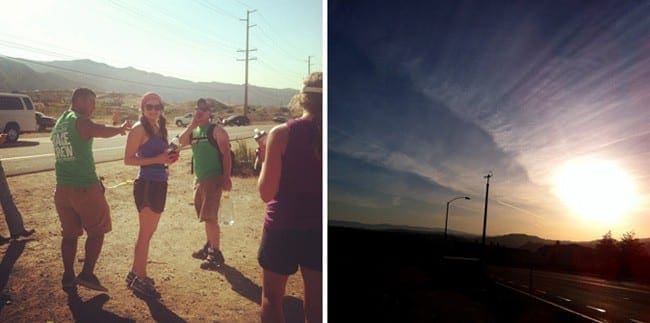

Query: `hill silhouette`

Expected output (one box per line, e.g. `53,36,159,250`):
0,56,298,105
329,219,650,252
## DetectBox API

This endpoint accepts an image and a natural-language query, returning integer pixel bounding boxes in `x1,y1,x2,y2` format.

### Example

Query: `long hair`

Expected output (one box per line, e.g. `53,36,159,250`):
140,114,168,142
139,92,168,142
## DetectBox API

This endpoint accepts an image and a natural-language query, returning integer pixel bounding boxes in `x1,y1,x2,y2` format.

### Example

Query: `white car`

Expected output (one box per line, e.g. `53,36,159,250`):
0,92,38,142
174,113,193,127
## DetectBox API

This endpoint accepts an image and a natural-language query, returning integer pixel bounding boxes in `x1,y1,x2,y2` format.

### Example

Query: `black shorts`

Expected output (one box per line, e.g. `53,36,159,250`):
133,179,168,214
257,227,322,275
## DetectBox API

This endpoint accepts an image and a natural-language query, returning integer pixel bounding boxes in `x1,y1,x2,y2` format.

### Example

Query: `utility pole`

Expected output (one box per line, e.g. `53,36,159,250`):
306,55,314,75
481,171,493,246
238,9,257,117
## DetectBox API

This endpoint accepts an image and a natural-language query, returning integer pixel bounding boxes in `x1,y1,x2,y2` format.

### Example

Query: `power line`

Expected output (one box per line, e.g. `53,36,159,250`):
1,55,229,93
116,0,235,49
256,12,306,55
255,26,304,62
257,59,303,79
193,0,240,20
141,0,239,51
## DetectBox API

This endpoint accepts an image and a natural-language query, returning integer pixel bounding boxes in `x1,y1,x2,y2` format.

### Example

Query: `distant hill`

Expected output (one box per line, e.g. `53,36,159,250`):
0,56,298,105
0,57,77,91
328,220,650,252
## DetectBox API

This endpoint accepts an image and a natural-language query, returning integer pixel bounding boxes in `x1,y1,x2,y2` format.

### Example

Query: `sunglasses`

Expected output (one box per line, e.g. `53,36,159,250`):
145,104,163,111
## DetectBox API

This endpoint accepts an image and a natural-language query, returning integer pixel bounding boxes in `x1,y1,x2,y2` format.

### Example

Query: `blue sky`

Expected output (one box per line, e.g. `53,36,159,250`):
0,0,322,90
329,0,650,241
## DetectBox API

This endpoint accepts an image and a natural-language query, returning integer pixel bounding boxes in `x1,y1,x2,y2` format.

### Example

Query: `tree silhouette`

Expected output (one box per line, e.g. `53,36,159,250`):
595,231,620,278
619,231,648,280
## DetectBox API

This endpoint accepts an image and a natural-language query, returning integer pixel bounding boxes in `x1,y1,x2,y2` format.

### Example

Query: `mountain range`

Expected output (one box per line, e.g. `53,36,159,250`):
329,220,650,252
0,56,298,105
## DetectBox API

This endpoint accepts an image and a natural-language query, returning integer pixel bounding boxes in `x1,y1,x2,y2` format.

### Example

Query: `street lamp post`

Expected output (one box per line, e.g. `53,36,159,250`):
444,196,471,241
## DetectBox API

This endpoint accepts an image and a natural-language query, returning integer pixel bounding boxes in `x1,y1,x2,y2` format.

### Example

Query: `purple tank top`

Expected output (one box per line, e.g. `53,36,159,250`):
264,119,322,230
137,136,168,182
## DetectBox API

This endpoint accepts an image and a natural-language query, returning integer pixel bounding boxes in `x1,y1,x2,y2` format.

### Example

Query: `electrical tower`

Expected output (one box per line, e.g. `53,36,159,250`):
306,55,314,75
238,9,257,117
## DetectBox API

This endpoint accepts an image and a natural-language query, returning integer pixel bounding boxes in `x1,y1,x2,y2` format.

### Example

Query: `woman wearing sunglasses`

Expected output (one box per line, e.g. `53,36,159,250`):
123,92,179,299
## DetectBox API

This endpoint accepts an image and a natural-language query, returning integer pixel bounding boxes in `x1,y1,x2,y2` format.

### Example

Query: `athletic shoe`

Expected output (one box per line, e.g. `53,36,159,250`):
192,241,210,260
76,272,108,292
127,275,161,299
200,249,225,270
62,273,76,292
125,271,155,286
10,229,35,240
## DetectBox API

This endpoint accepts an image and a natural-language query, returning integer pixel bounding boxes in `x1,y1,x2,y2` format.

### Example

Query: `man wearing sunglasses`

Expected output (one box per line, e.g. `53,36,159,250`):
177,98,232,269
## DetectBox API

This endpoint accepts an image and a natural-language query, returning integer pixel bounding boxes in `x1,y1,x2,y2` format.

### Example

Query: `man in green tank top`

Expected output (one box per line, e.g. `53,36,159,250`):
178,98,232,270
51,88,131,293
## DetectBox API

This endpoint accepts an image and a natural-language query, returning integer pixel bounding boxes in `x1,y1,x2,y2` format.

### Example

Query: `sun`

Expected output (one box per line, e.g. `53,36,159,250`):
553,158,638,224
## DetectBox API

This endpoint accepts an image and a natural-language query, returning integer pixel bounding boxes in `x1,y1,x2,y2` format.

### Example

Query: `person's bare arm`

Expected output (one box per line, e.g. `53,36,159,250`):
258,124,288,202
123,124,176,166
215,127,232,191
177,112,206,146
77,118,130,140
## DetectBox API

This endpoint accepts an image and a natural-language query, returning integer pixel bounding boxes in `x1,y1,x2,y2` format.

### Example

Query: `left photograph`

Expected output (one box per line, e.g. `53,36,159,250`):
0,0,323,321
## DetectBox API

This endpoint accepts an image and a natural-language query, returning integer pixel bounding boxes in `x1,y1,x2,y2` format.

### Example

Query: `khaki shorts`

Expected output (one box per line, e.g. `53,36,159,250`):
194,176,223,223
54,183,111,238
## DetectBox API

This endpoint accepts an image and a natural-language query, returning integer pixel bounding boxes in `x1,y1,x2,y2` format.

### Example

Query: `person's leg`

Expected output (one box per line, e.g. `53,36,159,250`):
261,269,289,323
81,233,104,275
61,236,78,284
75,184,111,291
192,180,210,259
205,220,221,251
199,176,224,268
300,267,323,323
55,186,83,289
131,207,161,278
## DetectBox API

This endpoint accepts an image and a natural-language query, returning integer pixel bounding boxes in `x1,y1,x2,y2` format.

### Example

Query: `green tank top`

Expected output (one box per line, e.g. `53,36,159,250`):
192,125,223,181
51,110,99,187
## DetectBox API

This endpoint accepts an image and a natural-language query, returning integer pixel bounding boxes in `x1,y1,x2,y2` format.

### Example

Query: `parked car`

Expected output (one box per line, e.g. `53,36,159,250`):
174,112,215,127
35,111,56,131
272,116,288,123
0,92,37,142
222,115,250,126
174,113,193,127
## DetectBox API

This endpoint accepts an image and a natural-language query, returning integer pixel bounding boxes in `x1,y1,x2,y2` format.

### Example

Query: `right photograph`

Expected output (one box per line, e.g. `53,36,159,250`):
328,0,650,322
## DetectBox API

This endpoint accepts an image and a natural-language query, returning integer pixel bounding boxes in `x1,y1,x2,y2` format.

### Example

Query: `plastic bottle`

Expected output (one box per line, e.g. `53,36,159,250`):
168,136,180,154
220,191,234,226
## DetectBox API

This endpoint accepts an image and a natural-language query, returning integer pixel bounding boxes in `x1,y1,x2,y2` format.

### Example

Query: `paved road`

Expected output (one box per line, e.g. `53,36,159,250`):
489,266,650,322
0,124,273,176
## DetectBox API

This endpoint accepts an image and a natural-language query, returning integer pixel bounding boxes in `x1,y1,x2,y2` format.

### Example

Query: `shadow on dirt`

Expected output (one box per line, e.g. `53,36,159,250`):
215,264,307,323
66,290,135,323
215,263,262,304
0,239,30,315
133,293,186,323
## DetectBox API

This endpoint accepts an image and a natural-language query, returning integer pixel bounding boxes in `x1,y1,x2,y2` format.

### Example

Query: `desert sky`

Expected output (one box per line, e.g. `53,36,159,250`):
328,0,650,241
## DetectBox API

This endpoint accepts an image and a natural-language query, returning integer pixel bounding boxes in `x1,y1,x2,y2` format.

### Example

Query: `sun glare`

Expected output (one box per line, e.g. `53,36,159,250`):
554,159,638,224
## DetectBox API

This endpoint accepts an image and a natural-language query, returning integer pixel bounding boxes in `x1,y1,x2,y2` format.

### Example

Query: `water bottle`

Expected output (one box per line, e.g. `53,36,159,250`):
168,136,180,154
220,191,234,226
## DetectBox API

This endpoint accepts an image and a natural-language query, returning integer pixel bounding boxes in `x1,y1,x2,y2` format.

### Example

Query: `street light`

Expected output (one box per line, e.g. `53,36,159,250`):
444,196,471,241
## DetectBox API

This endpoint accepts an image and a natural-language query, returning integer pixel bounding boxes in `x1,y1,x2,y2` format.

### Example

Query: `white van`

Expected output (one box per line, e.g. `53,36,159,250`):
0,92,38,142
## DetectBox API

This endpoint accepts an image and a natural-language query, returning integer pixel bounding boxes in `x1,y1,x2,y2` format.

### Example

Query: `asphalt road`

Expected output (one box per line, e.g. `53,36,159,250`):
0,124,273,177
488,266,650,322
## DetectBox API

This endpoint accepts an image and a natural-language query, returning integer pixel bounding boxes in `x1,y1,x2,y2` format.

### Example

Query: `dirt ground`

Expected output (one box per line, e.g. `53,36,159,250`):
0,151,308,322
